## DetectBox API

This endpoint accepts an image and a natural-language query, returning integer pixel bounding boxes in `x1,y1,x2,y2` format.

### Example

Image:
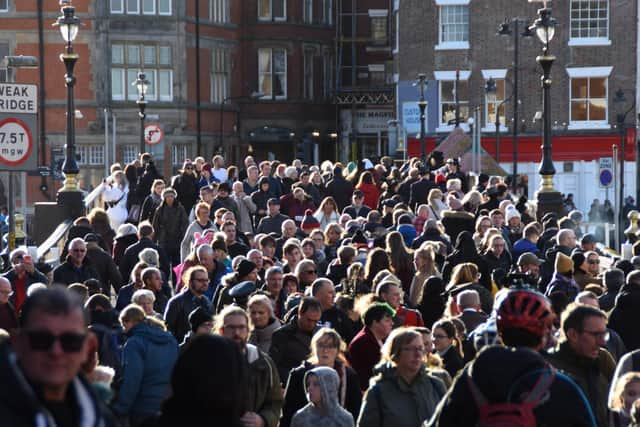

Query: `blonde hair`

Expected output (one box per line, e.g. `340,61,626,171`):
247,294,275,322
611,372,640,410
450,262,479,286
308,328,346,364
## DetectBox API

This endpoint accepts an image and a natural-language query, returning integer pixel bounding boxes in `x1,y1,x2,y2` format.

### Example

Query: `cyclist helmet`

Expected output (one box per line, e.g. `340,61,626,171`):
496,287,554,337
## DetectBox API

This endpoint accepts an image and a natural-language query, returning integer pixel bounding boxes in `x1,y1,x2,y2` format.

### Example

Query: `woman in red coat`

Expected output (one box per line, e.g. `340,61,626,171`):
355,171,380,210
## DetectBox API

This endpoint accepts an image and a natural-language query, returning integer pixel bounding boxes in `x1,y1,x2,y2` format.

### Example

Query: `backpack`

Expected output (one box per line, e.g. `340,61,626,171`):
89,323,125,375
466,367,556,427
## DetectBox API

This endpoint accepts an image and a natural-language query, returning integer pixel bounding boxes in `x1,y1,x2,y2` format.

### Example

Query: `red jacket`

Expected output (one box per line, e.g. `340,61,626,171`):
347,327,381,391
356,182,380,210
394,306,424,327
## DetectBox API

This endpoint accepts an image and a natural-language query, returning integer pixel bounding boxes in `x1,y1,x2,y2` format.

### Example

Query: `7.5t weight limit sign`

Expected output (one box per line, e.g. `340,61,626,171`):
0,117,33,166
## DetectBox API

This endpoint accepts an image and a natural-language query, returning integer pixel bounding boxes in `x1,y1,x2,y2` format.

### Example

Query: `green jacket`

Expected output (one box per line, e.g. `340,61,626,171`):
546,341,615,427
246,343,284,427
357,363,446,427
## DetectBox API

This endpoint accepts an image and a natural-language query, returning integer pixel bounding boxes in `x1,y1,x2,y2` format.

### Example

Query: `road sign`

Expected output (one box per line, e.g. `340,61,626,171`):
144,123,164,145
599,157,613,188
0,83,37,114
0,117,33,167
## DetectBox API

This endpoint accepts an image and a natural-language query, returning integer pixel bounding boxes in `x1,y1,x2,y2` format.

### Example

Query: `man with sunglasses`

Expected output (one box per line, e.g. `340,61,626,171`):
0,287,115,425
52,238,100,287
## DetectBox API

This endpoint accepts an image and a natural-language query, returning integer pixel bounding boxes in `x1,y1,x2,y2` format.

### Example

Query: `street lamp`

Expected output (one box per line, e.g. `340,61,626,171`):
614,88,636,239
530,5,563,218
133,72,149,155
413,73,427,162
218,91,264,156
498,18,533,192
54,0,80,193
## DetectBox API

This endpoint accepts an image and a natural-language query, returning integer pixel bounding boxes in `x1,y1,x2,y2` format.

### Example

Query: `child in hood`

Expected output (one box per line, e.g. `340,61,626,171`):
291,366,354,427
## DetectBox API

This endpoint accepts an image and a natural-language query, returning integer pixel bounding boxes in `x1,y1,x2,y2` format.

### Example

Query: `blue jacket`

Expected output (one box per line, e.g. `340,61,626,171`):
512,238,540,260
113,322,178,416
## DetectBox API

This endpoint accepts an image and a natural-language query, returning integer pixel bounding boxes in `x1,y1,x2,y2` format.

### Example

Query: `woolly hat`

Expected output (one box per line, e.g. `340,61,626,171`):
555,252,573,274
211,238,227,253
229,281,257,300
201,163,212,173
301,210,320,231
435,173,447,184
505,206,521,223
237,259,257,279
188,307,213,333
115,223,138,239
571,252,586,271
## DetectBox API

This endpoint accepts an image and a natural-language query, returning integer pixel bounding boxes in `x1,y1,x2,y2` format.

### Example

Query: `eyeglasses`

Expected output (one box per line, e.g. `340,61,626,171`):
223,324,247,332
305,270,317,274
401,346,426,354
587,259,600,265
432,334,448,340
193,277,209,283
71,249,86,253
24,330,87,353
581,329,609,341
316,344,338,352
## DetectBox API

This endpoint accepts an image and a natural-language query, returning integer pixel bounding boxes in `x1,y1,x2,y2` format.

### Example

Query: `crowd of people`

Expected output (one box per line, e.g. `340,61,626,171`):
2,151,640,426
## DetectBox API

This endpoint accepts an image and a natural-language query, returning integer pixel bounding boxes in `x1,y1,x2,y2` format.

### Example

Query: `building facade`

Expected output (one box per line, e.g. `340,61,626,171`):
395,0,638,212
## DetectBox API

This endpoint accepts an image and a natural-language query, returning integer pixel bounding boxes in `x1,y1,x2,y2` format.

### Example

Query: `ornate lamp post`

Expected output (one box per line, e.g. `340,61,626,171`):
614,88,636,241
54,0,80,193
134,72,149,155
531,5,563,218
413,73,427,162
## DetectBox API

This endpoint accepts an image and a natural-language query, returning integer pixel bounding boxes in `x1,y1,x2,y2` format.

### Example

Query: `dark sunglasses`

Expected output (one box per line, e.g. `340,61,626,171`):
305,270,317,274
24,330,87,353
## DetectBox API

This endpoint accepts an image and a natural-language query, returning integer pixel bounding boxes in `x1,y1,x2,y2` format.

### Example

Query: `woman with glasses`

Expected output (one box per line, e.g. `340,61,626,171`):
573,251,603,289
431,319,464,379
480,234,512,283
281,328,361,427
248,294,281,353
357,327,446,427
114,304,178,426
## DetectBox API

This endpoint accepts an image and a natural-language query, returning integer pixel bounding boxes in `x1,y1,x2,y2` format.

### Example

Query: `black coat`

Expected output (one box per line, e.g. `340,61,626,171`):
440,210,475,244
280,360,361,427
86,245,123,295
52,257,100,286
163,288,213,343
118,237,171,288
325,176,354,212
409,178,438,210
269,318,319,384
609,285,640,351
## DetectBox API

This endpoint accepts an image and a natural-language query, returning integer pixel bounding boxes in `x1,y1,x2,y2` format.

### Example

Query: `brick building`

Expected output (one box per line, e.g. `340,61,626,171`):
395,0,638,212
0,0,336,221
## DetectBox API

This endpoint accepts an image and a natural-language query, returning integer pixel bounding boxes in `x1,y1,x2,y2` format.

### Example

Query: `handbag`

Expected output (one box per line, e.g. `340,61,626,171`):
127,204,141,223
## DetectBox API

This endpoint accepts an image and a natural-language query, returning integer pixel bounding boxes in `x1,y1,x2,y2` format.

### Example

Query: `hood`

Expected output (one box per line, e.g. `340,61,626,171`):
614,285,640,309
304,366,341,413
130,321,175,345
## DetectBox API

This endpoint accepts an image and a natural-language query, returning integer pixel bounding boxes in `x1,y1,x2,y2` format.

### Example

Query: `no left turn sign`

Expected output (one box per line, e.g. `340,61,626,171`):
0,117,33,166
144,123,164,145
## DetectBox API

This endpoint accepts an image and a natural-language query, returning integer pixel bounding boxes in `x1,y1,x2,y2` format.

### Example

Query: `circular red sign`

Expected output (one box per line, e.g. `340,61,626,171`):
0,117,33,166
144,123,164,145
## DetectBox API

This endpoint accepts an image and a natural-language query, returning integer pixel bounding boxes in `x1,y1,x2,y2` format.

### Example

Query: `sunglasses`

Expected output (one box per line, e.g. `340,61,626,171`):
24,330,87,353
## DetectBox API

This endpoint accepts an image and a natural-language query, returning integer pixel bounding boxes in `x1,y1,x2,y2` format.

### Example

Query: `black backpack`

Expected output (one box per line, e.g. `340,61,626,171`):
467,367,556,427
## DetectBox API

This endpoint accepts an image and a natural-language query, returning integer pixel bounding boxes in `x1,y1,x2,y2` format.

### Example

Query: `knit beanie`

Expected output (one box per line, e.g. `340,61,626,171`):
571,252,586,271
237,259,257,279
138,247,160,266
188,306,213,333
505,206,521,223
301,210,320,231
162,187,177,198
555,252,573,275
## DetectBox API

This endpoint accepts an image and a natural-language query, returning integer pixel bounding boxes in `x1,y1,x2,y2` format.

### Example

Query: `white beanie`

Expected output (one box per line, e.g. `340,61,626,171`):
505,206,521,223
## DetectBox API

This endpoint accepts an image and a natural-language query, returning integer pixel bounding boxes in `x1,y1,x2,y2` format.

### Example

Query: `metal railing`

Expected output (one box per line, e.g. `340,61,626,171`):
35,180,106,267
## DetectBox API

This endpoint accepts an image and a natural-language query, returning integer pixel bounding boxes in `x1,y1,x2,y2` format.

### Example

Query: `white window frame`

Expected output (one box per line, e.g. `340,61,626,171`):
122,145,138,164
322,0,332,25
303,0,313,24
435,0,470,50
142,0,156,15
158,0,172,15
0,0,7,12
567,66,612,130
481,69,508,132
435,70,471,132
209,0,229,23
569,0,610,46
78,145,105,165
172,144,190,166
393,10,400,54
258,48,288,100
258,0,287,22
110,0,124,14
111,68,126,101
126,0,140,14
158,69,173,101
303,49,314,100
211,49,230,104
111,43,173,102
322,52,333,100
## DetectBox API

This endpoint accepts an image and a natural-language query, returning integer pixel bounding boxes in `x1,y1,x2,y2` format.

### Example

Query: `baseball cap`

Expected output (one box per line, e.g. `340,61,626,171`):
267,197,280,205
517,252,543,266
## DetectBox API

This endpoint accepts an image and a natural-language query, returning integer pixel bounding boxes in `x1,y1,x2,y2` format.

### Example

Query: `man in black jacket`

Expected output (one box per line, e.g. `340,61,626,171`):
312,278,356,343
325,165,354,212
257,198,289,236
84,233,122,296
52,238,100,286
269,297,321,384
342,190,371,219
164,265,213,343
409,169,438,211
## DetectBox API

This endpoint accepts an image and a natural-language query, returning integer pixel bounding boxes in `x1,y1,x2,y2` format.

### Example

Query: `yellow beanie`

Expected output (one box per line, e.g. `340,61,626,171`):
555,252,573,274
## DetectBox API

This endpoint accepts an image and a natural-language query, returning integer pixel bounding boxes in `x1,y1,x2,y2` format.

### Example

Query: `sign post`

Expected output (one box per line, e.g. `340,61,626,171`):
599,157,614,205
0,82,38,251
